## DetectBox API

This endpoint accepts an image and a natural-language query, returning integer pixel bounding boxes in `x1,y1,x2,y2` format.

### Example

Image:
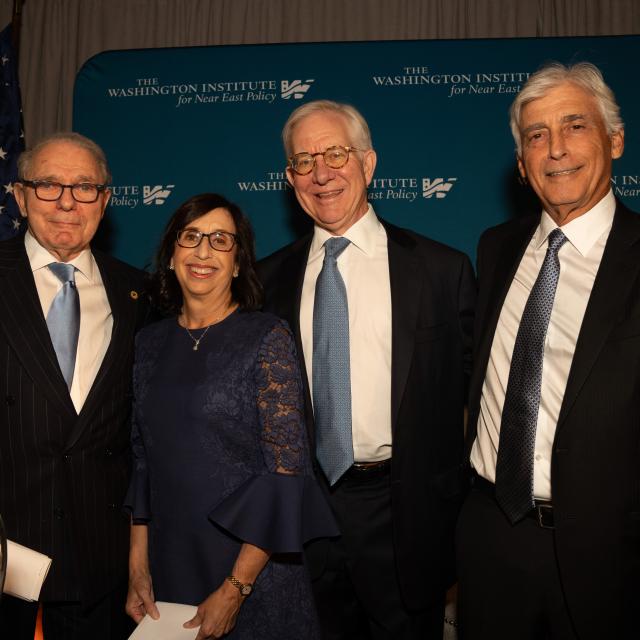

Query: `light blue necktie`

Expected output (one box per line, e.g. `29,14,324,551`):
46,263,80,389
313,237,353,486
495,228,568,523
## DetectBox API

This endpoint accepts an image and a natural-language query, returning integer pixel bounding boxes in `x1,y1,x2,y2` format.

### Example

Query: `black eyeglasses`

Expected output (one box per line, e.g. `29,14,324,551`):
21,180,108,203
176,229,237,252
288,145,361,175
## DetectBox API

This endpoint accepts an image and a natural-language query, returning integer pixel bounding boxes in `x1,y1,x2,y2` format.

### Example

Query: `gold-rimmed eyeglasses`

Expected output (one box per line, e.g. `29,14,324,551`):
288,145,361,175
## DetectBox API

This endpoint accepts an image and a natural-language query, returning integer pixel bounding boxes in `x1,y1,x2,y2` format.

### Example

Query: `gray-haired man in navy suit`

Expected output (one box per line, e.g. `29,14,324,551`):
258,100,475,639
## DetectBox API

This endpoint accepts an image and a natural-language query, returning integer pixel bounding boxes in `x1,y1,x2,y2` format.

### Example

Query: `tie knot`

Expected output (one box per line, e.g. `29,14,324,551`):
48,262,76,284
547,228,568,254
324,237,350,260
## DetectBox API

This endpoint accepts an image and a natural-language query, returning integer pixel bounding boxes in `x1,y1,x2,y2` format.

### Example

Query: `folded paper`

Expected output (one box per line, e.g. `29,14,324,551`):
3,540,52,601
128,601,199,640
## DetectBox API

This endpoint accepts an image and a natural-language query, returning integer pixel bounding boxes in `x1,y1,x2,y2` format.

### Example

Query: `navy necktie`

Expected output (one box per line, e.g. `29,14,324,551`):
313,237,353,485
495,228,568,524
46,263,80,389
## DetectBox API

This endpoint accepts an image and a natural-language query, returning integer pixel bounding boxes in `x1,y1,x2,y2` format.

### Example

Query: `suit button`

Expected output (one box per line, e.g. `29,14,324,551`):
63,454,71,462
54,507,65,519
5,394,15,406
105,448,113,458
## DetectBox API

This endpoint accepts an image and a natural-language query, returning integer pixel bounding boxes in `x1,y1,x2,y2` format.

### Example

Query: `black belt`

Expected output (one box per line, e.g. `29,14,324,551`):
343,458,391,481
472,473,555,529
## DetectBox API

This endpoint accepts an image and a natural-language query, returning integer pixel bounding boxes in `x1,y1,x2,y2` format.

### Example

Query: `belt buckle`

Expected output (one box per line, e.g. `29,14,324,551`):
536,503,554,529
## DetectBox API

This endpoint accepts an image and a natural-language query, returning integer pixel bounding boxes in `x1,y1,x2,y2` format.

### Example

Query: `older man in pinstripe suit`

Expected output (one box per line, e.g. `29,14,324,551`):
0,132,147,639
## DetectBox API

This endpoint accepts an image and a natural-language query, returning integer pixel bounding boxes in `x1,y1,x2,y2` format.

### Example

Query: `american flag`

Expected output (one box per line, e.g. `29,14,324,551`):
0,24,25,240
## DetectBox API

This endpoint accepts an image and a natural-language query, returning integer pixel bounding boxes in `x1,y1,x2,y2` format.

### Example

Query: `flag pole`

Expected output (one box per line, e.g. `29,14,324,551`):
11,0,22,59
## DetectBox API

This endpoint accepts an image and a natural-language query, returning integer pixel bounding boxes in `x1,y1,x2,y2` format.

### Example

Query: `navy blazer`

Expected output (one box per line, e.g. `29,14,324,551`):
465,202,640,639
257,217,476,608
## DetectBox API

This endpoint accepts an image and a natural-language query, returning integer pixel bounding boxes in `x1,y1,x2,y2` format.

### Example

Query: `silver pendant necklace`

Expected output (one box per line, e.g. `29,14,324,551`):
184,324,211,351
181,305,237,351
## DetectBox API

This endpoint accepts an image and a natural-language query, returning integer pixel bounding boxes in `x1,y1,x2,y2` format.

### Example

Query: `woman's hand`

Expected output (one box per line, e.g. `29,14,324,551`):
126,567,160,623
126,523,160,623
183,580,244,639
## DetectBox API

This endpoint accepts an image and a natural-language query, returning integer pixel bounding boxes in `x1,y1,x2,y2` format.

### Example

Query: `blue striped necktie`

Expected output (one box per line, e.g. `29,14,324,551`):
495,228,568,523
313,237,353,485
46,262,80,389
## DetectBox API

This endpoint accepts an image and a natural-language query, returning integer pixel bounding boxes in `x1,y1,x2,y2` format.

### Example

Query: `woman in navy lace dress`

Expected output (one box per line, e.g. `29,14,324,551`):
124,194,336,639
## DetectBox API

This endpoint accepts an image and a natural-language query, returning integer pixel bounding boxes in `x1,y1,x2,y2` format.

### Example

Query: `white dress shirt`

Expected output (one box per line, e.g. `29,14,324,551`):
471,190,616,500
25,230,113,413
300,206,393,462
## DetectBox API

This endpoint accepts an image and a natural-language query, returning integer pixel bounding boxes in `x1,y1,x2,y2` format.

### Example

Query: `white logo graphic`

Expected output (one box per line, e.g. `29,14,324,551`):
143,184,175,205
281,79,315,100
422,178,457,199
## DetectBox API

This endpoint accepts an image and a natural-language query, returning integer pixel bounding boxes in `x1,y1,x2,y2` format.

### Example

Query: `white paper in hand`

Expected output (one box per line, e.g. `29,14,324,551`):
128,601,199,640
4,540,52,601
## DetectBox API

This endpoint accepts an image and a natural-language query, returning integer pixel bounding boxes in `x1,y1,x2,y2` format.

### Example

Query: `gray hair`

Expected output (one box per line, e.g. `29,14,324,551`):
510,61,624,156
18,131,112,184
282,100,373,158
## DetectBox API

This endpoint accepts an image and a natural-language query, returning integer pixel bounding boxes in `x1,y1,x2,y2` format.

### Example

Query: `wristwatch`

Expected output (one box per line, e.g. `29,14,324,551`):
226,575,254,597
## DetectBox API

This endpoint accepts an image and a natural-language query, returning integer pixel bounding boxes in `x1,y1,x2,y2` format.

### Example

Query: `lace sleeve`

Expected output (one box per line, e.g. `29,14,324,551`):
208,319,339,549
255,320,306,474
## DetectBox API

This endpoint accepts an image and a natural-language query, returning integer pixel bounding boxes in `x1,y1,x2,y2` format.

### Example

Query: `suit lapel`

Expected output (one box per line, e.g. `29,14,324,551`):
65,252,139,449
282,238,314,414
384,222,422,433
272,237,311,352
0,237,77,420
557,204,640,430
468,217,537,426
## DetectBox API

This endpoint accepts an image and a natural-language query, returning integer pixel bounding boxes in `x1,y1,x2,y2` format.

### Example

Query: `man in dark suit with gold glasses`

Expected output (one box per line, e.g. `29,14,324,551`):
259,100,475,639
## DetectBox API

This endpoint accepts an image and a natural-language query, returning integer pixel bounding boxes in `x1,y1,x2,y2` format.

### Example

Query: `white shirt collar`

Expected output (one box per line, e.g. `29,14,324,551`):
534,189,616,258
25,228,96,282
309,205,381,259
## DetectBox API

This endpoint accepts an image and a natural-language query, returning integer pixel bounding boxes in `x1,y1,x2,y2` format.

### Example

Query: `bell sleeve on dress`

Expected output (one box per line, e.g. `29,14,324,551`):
208,318,338,552
123,413,151,524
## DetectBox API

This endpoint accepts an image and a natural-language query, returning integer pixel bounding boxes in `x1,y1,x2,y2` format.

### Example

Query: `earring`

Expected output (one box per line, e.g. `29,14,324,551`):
169,259,175,271
233,269,239,278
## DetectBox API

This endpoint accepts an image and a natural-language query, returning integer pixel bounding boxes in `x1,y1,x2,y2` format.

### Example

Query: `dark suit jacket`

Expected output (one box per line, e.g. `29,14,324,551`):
0,235,148,602
257,217,476,609
466,202,640,639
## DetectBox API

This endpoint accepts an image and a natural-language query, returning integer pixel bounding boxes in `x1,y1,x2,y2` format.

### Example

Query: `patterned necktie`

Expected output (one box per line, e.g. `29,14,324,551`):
495,228,568,524
313,237,353,486
46,262,80,389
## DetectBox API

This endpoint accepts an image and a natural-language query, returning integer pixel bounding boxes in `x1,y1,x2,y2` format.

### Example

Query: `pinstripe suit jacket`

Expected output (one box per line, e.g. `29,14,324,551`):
0,235,147,602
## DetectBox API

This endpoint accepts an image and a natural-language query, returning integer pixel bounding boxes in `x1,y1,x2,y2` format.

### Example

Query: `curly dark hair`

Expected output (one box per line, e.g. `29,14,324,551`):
147,193,263,315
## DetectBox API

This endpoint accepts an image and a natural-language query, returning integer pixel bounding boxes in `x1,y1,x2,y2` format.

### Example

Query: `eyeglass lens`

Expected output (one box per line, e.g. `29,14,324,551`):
31,181,101,203
177,230,235,251
292,146,351,174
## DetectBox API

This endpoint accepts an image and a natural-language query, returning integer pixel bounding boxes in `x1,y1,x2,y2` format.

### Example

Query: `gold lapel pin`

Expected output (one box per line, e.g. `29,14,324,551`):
130,290,139,300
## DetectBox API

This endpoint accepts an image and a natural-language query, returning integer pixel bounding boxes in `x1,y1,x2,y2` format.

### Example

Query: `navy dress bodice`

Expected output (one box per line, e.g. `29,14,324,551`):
126,311,337,638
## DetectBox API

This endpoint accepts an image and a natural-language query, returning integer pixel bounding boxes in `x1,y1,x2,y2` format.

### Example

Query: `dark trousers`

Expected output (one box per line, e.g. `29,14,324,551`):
456,486,579,640
309,466,444,640
0,582,134,640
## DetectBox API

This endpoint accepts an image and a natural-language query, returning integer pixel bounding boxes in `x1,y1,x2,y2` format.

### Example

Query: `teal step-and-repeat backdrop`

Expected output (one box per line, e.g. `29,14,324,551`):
73,36,640,269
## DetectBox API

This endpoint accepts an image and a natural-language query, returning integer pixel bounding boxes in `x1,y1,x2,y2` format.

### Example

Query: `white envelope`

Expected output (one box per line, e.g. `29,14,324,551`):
128,601,199,640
